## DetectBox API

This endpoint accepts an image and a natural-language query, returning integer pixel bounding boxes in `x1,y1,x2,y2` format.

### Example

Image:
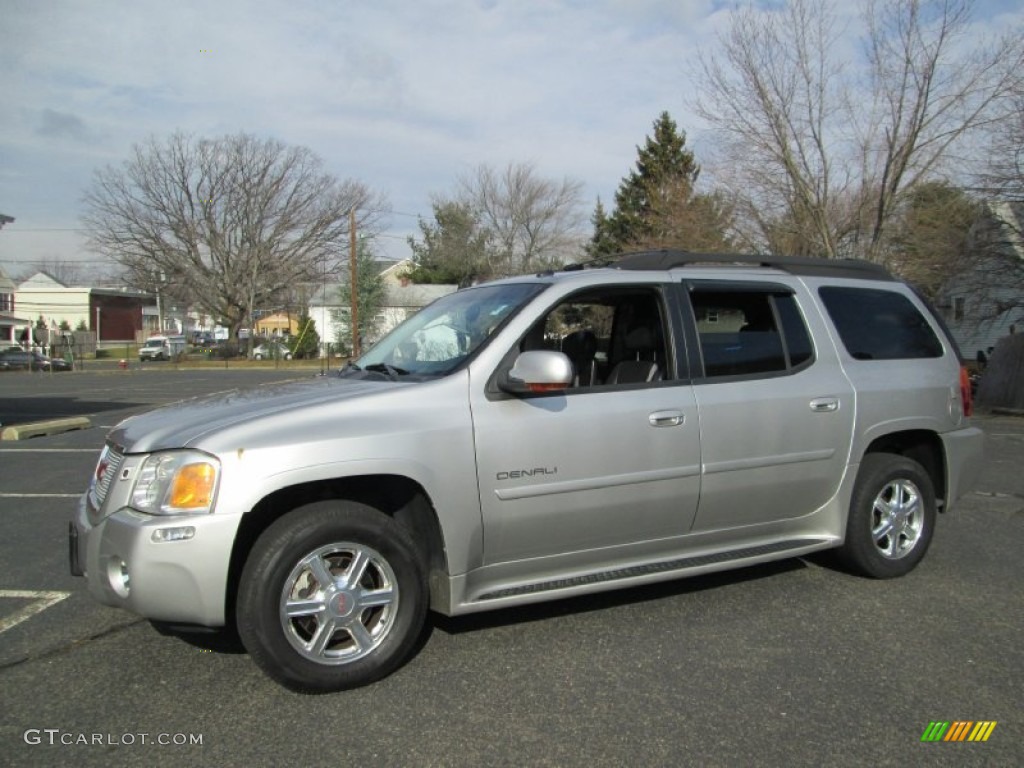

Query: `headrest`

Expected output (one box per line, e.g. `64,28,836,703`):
624,325,654,350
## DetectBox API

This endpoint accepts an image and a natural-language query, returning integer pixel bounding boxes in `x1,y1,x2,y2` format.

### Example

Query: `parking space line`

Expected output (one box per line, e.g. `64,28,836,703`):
0,590,71,634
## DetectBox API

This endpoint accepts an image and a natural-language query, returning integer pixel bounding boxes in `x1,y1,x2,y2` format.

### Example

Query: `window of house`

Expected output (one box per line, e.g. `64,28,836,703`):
953,296,965,322
690,288,814,378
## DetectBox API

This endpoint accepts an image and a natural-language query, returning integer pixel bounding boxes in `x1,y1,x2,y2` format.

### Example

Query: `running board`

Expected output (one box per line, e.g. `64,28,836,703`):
477,539,819,601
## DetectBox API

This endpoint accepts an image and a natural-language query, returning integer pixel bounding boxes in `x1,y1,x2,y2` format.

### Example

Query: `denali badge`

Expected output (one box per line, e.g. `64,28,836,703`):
496,467,558,481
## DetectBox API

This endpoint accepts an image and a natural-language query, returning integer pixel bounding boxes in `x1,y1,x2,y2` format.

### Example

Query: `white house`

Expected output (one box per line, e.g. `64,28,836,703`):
940,202,1023,360
14,272,155,345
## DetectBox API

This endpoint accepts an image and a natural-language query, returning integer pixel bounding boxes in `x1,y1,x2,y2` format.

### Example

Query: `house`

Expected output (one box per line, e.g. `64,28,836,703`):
14,272,155,345
304,259,457,355
939,201,1023,360
0,265,31,347
254,311,300,337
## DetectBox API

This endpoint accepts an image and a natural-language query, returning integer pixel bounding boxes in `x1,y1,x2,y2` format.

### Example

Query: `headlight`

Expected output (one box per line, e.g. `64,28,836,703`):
131,450,220,515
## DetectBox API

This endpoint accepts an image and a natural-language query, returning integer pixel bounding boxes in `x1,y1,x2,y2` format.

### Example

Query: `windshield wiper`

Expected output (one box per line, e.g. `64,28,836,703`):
338,361,363,378
363,362,409,381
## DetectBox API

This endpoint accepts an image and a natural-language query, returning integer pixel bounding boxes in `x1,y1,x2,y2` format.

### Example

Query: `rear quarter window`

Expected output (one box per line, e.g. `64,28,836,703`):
818,286,943,360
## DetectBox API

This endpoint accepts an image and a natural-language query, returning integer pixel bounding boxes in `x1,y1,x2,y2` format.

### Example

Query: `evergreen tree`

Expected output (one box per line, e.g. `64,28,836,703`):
291,311,320,359
885,181,979,300
584,197,619,263
405,200,495,287
332,240,387,353
607,112,701,249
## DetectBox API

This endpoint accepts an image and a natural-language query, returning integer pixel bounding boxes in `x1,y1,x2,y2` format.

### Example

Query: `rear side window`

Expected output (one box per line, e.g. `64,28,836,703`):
690,289,814,378
818,287,943,360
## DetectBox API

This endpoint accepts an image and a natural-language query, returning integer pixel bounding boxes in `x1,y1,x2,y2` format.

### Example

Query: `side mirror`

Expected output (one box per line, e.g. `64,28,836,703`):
499,351,574,395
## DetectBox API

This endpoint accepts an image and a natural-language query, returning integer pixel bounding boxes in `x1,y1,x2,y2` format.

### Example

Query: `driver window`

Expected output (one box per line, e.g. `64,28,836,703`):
520,288,669,389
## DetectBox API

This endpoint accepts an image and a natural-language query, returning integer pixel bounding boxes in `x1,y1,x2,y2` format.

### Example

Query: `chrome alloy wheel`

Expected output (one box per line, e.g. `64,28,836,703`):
870,479,924,560
279,542,399,664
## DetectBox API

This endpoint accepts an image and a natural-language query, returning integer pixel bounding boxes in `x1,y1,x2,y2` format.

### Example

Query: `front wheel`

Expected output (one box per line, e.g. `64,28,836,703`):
237,500,428,693
837,453,937,579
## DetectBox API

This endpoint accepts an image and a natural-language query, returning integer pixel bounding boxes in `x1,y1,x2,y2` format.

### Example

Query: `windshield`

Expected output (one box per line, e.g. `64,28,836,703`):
142,339,164,348
350,282,544,378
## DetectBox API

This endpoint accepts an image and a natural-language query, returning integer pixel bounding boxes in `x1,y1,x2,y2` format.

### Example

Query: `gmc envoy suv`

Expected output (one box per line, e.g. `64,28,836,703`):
70,251,985,693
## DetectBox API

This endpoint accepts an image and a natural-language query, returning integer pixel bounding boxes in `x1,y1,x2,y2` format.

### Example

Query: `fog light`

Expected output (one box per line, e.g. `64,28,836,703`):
151,526,196,543
106,558,130,598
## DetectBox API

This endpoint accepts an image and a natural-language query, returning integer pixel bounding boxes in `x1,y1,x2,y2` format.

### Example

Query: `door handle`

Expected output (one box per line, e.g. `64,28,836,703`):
809,398,839,413
649,410,684,427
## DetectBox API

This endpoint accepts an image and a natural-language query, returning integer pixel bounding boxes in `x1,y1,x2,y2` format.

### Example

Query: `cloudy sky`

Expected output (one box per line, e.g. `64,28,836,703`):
2,0,1021,275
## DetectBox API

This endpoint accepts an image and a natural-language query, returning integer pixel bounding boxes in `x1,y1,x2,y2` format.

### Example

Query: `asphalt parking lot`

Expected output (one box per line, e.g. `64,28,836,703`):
0,369,1021,767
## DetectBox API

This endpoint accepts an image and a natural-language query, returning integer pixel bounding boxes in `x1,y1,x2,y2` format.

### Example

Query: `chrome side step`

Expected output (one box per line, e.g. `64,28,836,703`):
477,539,817,601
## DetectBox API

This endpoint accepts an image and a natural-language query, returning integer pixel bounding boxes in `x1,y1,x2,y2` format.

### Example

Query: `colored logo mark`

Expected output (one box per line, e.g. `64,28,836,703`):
921,721,997,742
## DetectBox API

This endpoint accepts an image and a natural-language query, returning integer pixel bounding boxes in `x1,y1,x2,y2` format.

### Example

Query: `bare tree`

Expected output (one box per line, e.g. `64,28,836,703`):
82,132,388,338
694,0,1024,262
976,84,1024,202
953,88,1024,329
19,257,86,286
457,162,586,276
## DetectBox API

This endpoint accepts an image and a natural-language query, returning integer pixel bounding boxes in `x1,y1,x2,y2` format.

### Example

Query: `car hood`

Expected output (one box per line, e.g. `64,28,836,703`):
108,376,407,453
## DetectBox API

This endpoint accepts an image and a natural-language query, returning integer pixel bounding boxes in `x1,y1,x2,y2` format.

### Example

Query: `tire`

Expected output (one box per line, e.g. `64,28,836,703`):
837,453,937,579
236,500,428,693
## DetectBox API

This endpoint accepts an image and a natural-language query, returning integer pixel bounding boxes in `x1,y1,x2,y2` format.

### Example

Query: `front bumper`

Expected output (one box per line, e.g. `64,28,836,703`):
69,493,242,627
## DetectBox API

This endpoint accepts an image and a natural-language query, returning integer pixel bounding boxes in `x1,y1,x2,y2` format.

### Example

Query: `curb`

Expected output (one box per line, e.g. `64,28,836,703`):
989,407,1024,418
1,417,92,441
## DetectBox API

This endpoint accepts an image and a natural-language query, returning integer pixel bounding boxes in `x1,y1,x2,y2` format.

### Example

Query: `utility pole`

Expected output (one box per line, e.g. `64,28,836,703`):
350,208,360,358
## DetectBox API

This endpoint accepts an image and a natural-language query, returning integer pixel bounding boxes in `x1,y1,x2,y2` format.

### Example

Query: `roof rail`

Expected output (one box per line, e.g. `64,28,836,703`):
613,249,894,280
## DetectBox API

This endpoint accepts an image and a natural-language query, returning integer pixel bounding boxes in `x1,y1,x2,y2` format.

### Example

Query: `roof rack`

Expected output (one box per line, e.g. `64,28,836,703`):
613,249,894,281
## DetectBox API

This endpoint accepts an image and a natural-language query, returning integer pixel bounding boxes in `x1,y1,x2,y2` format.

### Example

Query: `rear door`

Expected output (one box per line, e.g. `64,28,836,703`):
682,280,856,532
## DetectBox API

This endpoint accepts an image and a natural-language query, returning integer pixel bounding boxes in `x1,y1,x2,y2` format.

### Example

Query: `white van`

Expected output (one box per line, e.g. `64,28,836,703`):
138,335,187,362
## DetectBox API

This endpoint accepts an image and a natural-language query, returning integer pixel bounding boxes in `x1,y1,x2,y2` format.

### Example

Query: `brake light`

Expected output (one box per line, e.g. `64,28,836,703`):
959,366,973,418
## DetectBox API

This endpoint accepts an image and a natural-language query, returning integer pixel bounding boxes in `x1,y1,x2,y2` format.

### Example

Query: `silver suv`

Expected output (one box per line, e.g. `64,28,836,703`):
70,251,984,693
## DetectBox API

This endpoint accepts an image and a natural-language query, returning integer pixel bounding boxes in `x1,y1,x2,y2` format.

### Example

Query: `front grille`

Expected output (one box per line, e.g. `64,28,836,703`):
89,445,124,509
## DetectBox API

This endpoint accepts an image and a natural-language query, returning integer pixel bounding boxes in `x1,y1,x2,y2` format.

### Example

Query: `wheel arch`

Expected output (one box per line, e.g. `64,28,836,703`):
226,475,448,623
862,430,946,510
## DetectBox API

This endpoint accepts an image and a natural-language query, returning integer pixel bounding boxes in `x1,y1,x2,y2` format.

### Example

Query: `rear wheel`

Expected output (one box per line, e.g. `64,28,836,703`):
837,453,936,578
237,500,427,693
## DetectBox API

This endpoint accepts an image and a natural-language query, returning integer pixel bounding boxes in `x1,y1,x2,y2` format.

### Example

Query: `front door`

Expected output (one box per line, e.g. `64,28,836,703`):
470,284,702,568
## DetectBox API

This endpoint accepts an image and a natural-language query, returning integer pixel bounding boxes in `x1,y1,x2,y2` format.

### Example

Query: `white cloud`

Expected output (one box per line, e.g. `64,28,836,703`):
1,0,1018,267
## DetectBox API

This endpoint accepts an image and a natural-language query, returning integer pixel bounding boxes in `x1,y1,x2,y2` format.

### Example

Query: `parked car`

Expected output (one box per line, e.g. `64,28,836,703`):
71,250,985,693
252,341,293,360
139,335,187,362
0,349,71,371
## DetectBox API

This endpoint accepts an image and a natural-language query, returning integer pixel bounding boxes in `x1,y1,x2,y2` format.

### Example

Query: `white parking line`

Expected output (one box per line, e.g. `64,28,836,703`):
0,590,71,633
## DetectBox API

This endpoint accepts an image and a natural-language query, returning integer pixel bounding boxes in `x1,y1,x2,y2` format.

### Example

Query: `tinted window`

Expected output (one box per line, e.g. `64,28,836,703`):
819,287,943,360
690,290,813,378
